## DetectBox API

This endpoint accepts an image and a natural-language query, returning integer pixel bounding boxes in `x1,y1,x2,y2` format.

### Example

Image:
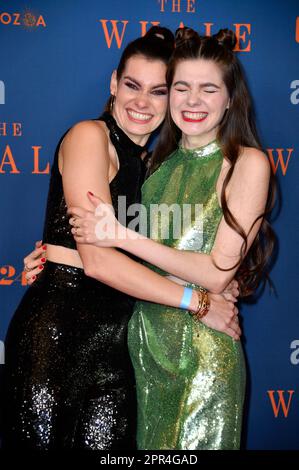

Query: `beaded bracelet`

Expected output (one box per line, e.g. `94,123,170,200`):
190,289,210,320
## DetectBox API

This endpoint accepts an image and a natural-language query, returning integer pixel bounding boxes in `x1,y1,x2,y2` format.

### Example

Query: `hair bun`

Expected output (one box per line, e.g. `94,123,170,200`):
145,26,174,49
175,27,199,48
213,29,236,51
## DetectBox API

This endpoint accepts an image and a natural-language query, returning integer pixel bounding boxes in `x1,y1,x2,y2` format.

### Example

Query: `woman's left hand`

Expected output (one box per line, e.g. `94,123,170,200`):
68,191,126,247
200,292,241,341
222,279,239,302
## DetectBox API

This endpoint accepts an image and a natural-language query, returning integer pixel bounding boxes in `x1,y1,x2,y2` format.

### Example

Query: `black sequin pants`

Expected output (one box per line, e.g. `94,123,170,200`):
2,261,137,449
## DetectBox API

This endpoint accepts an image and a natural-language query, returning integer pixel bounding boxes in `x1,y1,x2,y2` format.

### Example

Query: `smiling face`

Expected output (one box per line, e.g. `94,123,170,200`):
110,55,168,146
170,58,230,148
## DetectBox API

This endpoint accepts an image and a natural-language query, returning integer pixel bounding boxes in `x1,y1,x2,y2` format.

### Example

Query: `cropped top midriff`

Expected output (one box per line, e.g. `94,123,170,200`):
42,112,146,249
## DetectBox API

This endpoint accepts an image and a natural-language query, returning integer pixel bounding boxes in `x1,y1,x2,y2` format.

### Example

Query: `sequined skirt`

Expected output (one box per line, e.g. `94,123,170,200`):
128,301,246,450
3,261,136,449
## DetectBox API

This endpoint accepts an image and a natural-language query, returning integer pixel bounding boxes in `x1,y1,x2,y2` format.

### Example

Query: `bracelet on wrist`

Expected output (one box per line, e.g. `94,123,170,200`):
190,289,210,320
179,287,193,310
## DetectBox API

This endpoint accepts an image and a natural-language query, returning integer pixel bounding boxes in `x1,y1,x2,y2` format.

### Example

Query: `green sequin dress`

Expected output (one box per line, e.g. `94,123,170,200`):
128,141,246,450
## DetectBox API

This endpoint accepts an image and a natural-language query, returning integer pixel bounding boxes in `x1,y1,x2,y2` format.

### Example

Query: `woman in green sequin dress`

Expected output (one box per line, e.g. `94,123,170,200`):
128,140,246,450
68,28,274,450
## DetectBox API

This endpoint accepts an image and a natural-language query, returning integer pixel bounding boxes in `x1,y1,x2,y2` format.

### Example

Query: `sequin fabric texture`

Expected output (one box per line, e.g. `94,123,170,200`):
128,141,246,450
3,113,146,449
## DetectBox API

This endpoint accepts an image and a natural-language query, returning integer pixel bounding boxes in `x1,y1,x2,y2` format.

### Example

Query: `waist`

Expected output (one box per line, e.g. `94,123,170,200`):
47,244,83,269
46,248,193,286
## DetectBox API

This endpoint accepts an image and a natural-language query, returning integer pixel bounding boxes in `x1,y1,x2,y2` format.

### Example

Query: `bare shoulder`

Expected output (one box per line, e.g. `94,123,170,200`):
59,120,111,173
234,146,270,180
238,146,270,172
63,120,108,148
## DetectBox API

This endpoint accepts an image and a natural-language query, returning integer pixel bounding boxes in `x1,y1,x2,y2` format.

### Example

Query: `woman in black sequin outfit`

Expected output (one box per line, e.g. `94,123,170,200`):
3,27,174,449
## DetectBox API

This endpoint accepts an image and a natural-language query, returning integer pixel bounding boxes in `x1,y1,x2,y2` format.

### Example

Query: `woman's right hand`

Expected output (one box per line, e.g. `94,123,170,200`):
23,240,47,285
199,293,241,341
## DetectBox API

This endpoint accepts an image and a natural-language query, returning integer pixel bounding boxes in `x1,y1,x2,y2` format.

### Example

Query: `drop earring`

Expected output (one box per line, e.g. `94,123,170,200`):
110,95,115,113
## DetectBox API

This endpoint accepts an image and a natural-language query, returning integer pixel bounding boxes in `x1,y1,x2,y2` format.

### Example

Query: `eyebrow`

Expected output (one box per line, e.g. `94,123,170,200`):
123,76,167,89
173,80,221,89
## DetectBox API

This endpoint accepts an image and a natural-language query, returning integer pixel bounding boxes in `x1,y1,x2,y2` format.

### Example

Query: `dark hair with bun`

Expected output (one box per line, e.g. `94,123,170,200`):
105,26,174,112
174,26,199,48
213,28,236,50
151,27,276,297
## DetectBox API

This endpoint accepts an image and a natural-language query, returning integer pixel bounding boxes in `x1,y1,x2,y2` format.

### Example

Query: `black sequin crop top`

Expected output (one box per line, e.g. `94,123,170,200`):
42,112,146,249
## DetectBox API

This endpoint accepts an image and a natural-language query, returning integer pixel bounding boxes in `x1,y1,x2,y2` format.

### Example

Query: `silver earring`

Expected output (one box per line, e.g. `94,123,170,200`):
110,95,115,113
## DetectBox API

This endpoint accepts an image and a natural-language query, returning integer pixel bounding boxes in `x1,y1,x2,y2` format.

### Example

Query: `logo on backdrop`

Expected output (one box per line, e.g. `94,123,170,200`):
266,148,294,176
0,123,50,174
267,341,298,417
290,339,299,365
159,0,196,13
0,265,27,286
0,80,4,104
290,80,299,104
296,17,299,43
267,390,295,418
0,10,46,28
99,0,251,51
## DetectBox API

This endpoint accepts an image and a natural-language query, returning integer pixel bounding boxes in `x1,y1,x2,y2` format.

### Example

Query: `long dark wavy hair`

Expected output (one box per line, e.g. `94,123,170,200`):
104,26,174,113
151,27,276,297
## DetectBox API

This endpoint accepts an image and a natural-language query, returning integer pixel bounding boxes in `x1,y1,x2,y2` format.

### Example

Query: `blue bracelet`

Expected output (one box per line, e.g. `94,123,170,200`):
179,287,193,309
